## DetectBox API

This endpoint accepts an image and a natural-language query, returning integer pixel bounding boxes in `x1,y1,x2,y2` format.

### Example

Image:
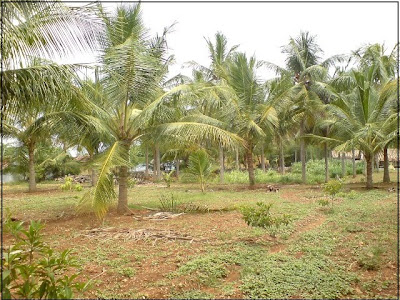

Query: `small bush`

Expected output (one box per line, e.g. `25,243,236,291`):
162,170,174,188
358,246,383,270
2,218,90,299
323,180,343,199
240,202,291,229
75,183,83,191
318,198,330,206
60,176,73,191
158,193,181,212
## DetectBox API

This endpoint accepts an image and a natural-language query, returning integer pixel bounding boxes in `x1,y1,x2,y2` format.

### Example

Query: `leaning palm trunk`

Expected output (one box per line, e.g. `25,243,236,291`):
246,142,255,186
300,121,306,183
383,146,390,183
28,143,36,192
219,144,224,183
365,152,373,189
324,142,329,183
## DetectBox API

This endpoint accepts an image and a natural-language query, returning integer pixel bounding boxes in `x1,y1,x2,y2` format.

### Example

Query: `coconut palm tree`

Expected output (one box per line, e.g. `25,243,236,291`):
80,5,241,219
2,0,102,116
186,32,239,183
266,31,344,183
328,64,396,189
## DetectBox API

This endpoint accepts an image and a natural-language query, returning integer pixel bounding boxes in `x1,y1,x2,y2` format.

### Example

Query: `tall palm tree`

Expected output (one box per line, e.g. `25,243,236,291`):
223,53,277,186
80,5,241,219
266,31,344,183
186,32,239,183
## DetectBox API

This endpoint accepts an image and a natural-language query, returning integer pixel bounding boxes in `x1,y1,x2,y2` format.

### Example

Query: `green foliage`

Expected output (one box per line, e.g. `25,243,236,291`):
157,193,210,214
323,180,343,199
185,150,214,192
158,193,181,212
291,159,365,180
162,170,175,188
75,183,83,192
127,178,137,188
60,176,73,191
2,218,90,299
317,198,330,206
358,246,384,270
240,202,291,229
175,253,230,285
240,254,356,299
170,290,213,299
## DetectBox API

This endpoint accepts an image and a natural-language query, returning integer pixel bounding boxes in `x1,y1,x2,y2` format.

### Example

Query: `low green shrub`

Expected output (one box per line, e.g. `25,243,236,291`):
240,202,291,229
162,170,174,188
60,176,73,191
75,183,83,191
358,246,383,270
158,193,181,212
2,218,90,299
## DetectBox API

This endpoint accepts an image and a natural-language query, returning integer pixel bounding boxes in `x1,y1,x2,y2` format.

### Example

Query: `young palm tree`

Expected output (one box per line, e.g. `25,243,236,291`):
328,66,396,189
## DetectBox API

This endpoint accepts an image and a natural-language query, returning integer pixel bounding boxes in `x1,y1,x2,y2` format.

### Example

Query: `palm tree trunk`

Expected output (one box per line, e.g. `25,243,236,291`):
246,142,255,186
383,145,390,183
235,148,240,170
28,143,36,193
294,149,297,162
341,152,346,178
154,145,161,181
324,142,329,183
261,144,266,172
279,138,285,174
175,159,180,178
365,153,373,189
375,154,379,172
117,165,128,214
219,144,224,183
352,148,356,178
300,121,306,183
145,147,149,178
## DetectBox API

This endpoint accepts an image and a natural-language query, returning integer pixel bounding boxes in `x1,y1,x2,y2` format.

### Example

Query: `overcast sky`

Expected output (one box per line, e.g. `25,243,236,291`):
67,1,398,80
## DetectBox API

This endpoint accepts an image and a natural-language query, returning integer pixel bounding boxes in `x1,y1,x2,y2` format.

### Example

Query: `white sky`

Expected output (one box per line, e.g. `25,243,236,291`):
65,1,398,80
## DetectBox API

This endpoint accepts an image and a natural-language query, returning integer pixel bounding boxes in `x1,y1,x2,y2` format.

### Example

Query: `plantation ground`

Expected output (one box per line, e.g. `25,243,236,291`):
3,172,398,299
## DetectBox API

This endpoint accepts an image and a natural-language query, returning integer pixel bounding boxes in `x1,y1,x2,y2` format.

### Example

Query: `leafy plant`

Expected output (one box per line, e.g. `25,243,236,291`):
162,170,175,188
127,178,137,188
240,202,291,229
358,246,384,270
323,179,343,209
158,193,181,212
185,150,214,192
318,198,330,206
75,183,83,191
60,176,73,191
2,217,90,299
